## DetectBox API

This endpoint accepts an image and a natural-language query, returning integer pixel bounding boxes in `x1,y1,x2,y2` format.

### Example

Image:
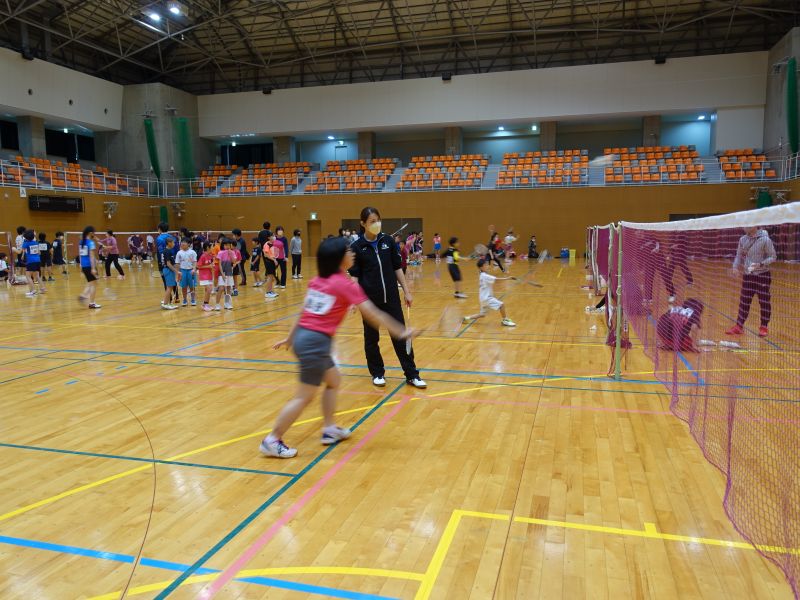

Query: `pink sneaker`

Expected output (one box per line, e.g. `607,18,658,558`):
202,304,212,312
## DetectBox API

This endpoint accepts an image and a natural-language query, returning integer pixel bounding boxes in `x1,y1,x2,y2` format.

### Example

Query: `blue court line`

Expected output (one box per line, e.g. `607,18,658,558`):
646,315,705,386
0,353,110,386
173,298,304,327
455,318,477,338
155,382,407,599
11,343,800,394
34,388,49,394
703,301,785,352
65,380,78,385
0,442,295,478
165,308,301,355
0,534,394,600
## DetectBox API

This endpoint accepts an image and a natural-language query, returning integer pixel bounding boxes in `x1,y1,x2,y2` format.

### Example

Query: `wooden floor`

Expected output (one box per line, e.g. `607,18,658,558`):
0,257,792,600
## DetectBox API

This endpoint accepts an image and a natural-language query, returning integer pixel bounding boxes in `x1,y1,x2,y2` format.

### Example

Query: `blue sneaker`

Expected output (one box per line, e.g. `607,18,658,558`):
232,289,239,296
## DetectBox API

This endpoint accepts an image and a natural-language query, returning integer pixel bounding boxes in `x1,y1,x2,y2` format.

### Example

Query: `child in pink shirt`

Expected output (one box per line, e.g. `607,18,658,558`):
214,239,236,311
196,242,214,311
260,237,419,458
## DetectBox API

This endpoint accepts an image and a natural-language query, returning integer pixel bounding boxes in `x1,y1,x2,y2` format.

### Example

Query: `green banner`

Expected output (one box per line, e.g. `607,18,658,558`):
173,117,195,180
788,57,799,154
144,118,161,180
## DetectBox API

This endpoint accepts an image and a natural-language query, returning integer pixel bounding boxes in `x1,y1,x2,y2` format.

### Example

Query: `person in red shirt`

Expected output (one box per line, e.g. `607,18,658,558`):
656,298,704,352
260,237,419,458
196,242,215,311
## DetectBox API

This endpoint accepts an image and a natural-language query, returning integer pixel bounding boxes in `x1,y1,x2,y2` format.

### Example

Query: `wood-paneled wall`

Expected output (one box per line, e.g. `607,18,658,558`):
0,183,756,254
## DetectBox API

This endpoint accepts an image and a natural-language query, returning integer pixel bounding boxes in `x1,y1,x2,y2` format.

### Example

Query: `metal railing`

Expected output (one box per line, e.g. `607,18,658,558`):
0,155,794,198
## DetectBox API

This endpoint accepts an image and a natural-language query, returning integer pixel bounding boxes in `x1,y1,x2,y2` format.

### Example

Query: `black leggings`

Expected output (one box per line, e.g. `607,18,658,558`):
362,298,419,380
105,254,124,277
277,258,287,286
736,271,771,327
291,254,302,276
487,253,505,272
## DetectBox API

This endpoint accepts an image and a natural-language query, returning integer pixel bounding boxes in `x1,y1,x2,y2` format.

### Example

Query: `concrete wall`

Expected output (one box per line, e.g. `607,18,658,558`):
714,106,765,152
662,121,712,155
94,83,215,177
556,121,642,155
0,47,122,131
764,27,800,153
198,52,768,138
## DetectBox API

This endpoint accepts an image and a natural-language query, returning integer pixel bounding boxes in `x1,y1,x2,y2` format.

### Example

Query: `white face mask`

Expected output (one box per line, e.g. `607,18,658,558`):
367,221,382,235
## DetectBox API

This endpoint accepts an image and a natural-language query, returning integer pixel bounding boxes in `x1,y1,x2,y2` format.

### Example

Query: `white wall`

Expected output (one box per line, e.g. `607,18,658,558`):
198,52,768,138
662,121,712,155
0,47,122,131
463,136,539,159
714,107,764,152
297,140,358,166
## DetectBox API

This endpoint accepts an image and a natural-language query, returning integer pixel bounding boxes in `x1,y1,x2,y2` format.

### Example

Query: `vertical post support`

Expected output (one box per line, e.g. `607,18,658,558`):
613,225,624,380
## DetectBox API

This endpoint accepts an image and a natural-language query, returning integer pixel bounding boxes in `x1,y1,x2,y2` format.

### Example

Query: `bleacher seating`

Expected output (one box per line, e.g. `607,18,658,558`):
0,155,146,194
219,162,312,195
602,145,704,184
305,158,398,193
717,149,778,181
194,164,237,195
497,150,589,187
399,155,488,190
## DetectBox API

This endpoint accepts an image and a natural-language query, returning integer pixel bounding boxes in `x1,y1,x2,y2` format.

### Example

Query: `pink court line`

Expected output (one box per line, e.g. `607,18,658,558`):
419,393,673,415
198,395,411,599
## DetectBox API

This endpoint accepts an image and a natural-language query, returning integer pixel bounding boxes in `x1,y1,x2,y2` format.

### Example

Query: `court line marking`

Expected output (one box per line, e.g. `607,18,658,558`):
415,510,511,600
0,396,402,524
0,534,395,600
155,383,407,599
0,442,295,478
198,395,412,598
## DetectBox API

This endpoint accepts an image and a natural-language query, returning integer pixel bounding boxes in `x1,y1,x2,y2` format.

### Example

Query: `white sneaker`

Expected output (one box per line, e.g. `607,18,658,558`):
667,295,676,303
259,437,297,458
407,378,427,389
162,304,178,310
502,318,516,327
25,291,37,297
454,292,467,299
372,376,386,387
321,426,352,445
297,274,303,279
214,305,222,311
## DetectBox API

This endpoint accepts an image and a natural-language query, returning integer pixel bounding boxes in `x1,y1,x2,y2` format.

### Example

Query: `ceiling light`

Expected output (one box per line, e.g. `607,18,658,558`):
531,125,538,131
232,141,237,147
338,140,344,145
148,12,161,22
327,135,335,140
498,126,505,131
169,6,181,15
63,128,68,134
697,115,706,120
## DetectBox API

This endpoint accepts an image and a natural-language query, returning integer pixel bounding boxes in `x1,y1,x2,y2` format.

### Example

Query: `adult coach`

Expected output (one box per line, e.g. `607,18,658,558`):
726,227,776,338
349,207,426,389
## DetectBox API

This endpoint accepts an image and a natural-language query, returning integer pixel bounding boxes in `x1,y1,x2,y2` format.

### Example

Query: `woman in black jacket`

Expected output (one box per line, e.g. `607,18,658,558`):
349,207,426,389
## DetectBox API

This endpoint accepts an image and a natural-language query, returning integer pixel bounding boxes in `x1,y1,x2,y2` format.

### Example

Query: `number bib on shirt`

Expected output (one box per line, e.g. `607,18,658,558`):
304,289,336,315
28,245,40,256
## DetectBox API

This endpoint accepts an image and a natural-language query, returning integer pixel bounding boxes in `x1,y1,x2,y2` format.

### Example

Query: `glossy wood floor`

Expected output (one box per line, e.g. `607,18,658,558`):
0,257,792,600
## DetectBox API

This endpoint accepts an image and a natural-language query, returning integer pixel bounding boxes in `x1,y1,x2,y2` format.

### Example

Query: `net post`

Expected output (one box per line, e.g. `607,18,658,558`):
613,224,624,380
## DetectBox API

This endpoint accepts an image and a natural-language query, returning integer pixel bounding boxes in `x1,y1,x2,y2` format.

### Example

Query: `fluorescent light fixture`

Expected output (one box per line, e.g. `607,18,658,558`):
169,5,181,15
531,124,538,131
232,141,237,147
697,115,706,120
498,126,505,131
327,135,335,140
338,140,344,145
148,12,161,22
63,128,68,133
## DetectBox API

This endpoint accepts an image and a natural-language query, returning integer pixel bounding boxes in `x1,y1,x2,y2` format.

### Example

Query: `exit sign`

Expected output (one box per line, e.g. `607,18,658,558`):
310,212,318,220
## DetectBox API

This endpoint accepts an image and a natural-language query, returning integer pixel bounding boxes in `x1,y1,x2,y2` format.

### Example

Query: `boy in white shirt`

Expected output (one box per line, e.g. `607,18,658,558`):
463,258,516,326
175,238,198,307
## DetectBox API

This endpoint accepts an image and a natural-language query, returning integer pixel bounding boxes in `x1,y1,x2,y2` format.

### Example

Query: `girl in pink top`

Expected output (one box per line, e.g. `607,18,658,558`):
99,230,125,279
196,242,215,311
261,237,419,458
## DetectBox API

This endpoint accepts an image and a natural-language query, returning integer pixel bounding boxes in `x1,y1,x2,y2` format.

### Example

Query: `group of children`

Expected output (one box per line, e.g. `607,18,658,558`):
4,226,69,296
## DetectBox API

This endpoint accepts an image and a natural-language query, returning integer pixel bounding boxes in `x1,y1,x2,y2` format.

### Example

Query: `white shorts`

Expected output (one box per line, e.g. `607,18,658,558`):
480,296,503,313
199,280,213,287
217,275,234,287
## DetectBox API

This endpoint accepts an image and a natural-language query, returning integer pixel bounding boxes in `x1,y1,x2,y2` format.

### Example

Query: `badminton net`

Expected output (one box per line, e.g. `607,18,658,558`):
619,203,800,597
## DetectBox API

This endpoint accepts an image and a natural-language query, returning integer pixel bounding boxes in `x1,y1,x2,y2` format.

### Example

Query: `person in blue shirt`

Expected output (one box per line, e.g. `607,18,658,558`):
14,229,45,297
78,225,101,309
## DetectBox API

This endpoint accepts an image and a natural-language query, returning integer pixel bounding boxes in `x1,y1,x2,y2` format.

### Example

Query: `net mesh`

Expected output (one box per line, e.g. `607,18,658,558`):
617,204,800,597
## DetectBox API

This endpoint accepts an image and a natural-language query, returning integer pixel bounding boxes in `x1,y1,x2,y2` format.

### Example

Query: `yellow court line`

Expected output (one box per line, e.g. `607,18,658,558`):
514,516,800,555
87,566,425,600
414,510,510,600
557,268,563,278
0,400,401,524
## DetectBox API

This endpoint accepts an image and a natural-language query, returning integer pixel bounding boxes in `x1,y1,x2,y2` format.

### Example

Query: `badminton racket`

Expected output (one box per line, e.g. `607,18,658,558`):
521,279,544,288
474,243,489,256
390,223,409,237
405,305,413,354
